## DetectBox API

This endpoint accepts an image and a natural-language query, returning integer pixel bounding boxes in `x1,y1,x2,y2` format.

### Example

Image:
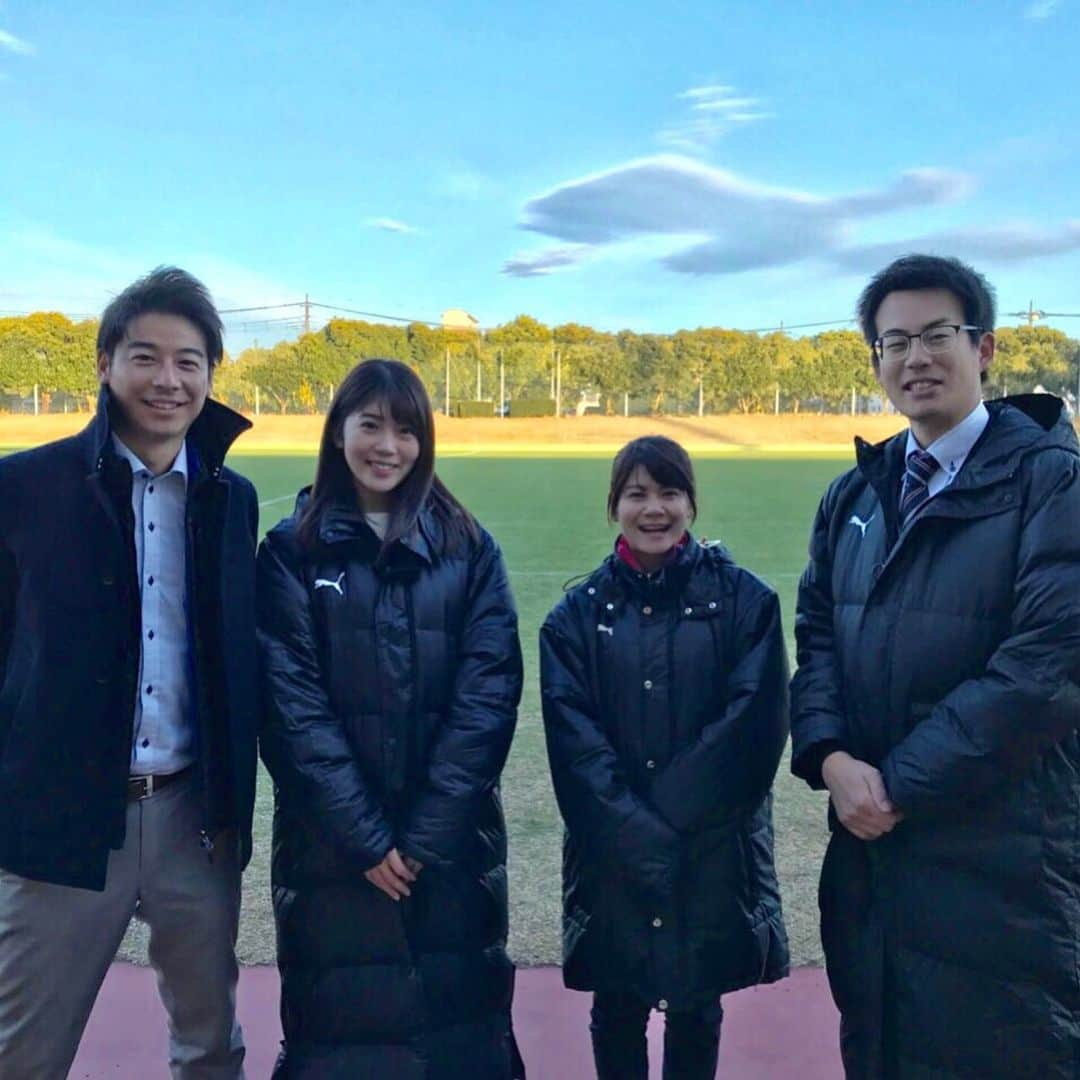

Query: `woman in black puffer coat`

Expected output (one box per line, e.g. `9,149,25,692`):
541,436,790,1080
257,359,524,1079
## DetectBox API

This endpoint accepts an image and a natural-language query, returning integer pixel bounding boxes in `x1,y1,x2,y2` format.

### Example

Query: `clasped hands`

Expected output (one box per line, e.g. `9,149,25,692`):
822,751,904,841
365,848,425,901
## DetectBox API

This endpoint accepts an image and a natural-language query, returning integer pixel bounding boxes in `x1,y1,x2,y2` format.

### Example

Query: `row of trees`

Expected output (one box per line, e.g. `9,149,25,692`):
2,310,1077,416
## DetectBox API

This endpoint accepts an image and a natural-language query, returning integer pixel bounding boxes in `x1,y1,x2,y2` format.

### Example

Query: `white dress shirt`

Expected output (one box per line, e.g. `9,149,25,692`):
904,401,990,500
112,436,194,776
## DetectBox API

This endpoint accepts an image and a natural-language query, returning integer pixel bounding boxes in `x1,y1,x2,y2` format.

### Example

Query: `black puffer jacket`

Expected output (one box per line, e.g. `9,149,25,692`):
540,538,789,1011
791,396,1080,1078
257,496,524,1079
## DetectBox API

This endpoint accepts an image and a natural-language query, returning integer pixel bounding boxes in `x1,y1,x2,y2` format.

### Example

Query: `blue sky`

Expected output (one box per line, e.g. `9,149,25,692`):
1,0,1077,351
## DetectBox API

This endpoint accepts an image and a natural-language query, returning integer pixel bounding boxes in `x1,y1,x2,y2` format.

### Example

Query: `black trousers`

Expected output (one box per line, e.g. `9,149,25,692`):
590,991,723,1079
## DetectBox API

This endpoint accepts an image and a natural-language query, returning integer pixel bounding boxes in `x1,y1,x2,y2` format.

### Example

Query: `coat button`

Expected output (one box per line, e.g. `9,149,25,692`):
658,999,669,1011
684,607,692,615
643,680,653,690
652,916,663,928
646,759,656,769
587,587,596,595
708,601,717,609
606,602,614,611
642,605,652,615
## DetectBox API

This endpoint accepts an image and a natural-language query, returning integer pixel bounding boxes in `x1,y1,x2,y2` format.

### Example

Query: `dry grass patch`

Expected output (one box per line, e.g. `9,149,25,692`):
1,411,908,453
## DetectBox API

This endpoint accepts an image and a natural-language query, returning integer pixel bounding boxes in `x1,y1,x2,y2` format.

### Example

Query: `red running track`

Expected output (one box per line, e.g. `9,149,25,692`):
72,964,841,1078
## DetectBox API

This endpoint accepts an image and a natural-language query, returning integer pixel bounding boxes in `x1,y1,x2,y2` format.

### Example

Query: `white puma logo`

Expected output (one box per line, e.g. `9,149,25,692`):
314,572,345,596
848,513,875,538
596,624,614,637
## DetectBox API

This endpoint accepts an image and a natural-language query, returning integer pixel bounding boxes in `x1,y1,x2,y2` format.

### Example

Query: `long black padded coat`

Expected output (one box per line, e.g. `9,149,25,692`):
540,537,790,1011
257,496,524,1079
790,395,1080,1078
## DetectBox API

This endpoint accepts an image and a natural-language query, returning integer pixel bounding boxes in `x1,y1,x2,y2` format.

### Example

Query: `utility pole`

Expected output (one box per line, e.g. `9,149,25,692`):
499,349,506,418
555,348,562,418
697,374,704,417
303,294,311,335
476,354,482,400
445,346,451,416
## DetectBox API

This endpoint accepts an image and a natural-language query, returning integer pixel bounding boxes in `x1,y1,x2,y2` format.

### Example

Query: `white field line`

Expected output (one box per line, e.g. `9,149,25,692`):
258,493,298,509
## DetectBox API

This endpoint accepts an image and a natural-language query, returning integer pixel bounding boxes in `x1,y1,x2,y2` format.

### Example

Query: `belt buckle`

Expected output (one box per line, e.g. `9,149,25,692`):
128,775,155,800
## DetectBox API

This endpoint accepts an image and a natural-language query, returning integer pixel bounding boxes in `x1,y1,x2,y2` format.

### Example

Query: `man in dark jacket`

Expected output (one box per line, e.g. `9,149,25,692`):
791,254,1080,1078
0,268,258,1078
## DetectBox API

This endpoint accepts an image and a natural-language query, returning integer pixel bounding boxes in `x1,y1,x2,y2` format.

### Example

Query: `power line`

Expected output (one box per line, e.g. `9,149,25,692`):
742,317,856,333
1007,301,1080,326
309,301,442,327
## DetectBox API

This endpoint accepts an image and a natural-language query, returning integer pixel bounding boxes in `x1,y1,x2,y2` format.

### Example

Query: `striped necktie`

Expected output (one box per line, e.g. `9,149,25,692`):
899,448,939,524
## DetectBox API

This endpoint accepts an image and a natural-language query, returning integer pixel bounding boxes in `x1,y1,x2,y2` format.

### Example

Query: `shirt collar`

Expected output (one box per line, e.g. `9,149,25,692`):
904,401,989,476
111,435,189,485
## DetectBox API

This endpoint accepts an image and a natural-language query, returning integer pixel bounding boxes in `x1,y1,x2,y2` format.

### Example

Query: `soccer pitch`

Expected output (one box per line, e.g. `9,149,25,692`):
182,453,843,971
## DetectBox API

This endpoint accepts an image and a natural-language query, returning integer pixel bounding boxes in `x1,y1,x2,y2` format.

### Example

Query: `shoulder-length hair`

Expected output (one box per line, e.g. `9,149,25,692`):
606,435,698,522
297,358,478,556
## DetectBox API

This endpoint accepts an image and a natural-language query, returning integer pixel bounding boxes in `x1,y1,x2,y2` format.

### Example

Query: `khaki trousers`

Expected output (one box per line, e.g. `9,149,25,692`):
0,772,245,1079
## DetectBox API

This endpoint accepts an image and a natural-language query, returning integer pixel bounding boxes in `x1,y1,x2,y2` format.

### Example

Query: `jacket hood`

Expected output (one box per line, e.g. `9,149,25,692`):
82,385,252,474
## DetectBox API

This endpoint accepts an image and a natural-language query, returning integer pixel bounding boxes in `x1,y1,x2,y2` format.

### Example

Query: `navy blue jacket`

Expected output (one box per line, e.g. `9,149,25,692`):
791,396,1080,1078
0,389,259,890
541,538,789,1010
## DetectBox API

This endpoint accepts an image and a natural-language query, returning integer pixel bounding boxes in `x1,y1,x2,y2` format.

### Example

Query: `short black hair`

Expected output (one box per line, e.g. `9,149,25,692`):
97,266,224,369
856,254,996,346
607,435,697,522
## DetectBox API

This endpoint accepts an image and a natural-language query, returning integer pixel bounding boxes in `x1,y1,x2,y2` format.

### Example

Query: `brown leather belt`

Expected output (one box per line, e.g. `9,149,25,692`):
127,765,194,801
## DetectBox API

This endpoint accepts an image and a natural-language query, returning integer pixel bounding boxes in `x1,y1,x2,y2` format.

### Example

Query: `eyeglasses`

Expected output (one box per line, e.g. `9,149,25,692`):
873,324,983,361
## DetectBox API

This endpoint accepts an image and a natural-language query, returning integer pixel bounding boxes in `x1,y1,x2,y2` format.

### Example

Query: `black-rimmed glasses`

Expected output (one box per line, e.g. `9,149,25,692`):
873,324,983,361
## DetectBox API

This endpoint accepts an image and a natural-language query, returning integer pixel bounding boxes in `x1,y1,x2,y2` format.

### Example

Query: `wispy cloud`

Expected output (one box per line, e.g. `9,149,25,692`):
657,83,771,152
502,245,592,278
830,222,1080,273
0,224,304,343
1024,0,1061,18
508,155,1076,278
437,167,500,202
0,29,34,56
364,217,419,235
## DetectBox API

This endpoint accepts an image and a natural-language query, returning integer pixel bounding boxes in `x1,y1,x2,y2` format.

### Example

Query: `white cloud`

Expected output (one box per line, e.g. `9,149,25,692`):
511,157,1080,280
364,217,419,235
0,29,34,55
438,167,500,202
1024,0,1061,18
0,224,305,344
830,222,1080,273
516,155,971,275
658,83,772,152
501,245,592,278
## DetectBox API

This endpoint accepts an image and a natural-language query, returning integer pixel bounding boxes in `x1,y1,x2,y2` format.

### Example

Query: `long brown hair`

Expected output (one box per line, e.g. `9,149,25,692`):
297,358,478,555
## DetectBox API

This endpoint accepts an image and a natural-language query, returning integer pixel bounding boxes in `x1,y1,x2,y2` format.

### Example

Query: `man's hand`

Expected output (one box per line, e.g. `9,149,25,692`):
365,848,418,901
822,751,904,840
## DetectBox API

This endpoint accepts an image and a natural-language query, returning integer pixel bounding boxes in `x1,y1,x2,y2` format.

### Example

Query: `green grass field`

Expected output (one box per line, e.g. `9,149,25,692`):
107,453,847,967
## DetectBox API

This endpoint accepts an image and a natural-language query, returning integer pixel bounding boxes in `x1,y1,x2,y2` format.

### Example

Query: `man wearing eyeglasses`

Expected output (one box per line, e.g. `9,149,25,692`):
790,254,1080,1078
